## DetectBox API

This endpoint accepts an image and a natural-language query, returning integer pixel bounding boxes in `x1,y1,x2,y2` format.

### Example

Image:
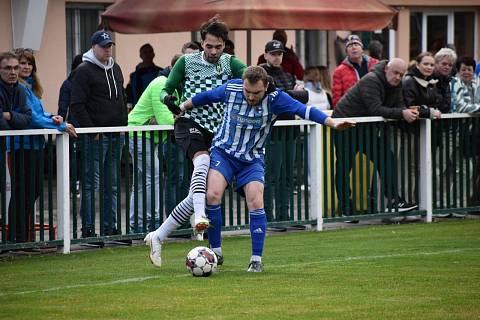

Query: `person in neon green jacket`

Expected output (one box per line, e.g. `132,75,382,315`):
128,55,184,232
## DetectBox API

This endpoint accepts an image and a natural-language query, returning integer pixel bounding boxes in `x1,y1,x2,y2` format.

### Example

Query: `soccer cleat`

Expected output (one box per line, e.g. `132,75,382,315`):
215,252,224,266
144,232,162,267
247,261,263,273
194,216,210,232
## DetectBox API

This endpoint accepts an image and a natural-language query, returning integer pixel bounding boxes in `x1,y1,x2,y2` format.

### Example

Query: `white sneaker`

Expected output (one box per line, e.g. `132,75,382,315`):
144,232,162,267
194,215,210,232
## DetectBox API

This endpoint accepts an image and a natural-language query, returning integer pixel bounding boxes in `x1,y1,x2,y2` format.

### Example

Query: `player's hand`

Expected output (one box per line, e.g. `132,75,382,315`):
332,120,356,131
163,95,182,115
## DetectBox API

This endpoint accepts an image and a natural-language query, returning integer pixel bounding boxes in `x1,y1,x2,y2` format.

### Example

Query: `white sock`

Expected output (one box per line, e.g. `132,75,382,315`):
153,214,181,242
250,255,262,262
212,247,223,256
190,154,210,220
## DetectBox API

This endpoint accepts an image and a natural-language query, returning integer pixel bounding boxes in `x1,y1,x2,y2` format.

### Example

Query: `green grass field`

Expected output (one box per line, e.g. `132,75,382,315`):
1,220,479,320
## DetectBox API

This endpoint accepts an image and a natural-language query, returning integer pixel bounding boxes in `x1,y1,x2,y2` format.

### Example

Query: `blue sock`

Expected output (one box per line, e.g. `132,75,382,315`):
206,204,222,249
249,209,267,257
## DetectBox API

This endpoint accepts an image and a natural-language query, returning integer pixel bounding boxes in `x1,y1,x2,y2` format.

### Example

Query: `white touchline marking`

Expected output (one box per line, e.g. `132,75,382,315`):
0,276,162,297
1,247,478,297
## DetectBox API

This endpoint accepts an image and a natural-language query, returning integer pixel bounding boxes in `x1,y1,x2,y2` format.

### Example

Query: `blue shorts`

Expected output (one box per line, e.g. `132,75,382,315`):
210,148,265,194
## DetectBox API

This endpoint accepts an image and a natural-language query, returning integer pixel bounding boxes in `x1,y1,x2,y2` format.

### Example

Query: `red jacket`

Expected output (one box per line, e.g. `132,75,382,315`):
332,56,378,107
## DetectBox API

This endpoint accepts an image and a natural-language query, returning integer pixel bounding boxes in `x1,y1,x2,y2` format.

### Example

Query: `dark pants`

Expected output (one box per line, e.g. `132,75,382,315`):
334,127,399,215
264,127,298,221
7,149,42,243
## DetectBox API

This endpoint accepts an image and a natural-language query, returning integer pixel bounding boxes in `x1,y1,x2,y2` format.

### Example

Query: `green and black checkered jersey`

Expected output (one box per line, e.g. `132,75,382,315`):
161,52,246,133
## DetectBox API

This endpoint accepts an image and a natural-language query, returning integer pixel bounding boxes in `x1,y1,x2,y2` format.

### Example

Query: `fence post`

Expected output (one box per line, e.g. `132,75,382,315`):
419,119,433,223
56,133,71,253
308,123,323,231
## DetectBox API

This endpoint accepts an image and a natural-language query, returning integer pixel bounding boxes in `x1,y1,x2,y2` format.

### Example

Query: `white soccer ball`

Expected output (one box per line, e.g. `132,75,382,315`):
186,246,218,277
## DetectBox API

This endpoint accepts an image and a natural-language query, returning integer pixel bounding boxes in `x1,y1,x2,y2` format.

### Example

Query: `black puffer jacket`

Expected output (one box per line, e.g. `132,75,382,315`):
332,60,405,119
402,67,441,118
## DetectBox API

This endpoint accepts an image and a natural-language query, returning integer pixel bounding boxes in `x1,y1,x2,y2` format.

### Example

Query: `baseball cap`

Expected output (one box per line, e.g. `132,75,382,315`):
265,40,285,54
91,30,115,47
346,35,363,48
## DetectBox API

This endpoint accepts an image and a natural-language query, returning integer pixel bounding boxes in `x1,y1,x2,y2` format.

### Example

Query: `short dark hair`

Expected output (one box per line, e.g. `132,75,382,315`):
456,56,476,70
273,30,287,46
200,15,229,42
368,40,383,60
0,51,18,65
140,43,153,52
242,66,268,86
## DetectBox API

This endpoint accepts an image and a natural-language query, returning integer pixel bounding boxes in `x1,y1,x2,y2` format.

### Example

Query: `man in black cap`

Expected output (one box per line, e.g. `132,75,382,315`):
70,30,127,238
260,40,298,93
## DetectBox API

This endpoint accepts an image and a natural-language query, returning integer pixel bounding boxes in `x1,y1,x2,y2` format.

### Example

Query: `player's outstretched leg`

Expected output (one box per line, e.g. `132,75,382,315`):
206,204,223,265
190,154,211,232
247,208,267,272
144,195,194,267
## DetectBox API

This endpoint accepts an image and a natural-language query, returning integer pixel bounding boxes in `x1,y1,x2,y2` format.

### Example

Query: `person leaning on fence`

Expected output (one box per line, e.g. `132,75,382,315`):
127,54,184,233
450,56,480,210
0,51,32,243
402,52,443,120
332,58,419,217
8,48,76,243
433,48,457,114
400,52,442,218
146,66,355,271
70,30,128,238
0,51,31,130
157,16,246,247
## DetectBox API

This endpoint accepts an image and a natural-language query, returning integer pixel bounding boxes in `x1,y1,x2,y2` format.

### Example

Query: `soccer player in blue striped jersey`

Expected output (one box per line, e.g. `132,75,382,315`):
179,66,355,272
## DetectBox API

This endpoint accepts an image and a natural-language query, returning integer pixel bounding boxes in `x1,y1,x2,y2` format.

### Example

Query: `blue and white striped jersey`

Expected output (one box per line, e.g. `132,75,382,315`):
191,79,327,161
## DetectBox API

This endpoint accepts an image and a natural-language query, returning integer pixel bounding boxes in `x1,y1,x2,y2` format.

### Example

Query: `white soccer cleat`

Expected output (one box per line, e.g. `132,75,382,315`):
194,216,210,232
144,232,162,267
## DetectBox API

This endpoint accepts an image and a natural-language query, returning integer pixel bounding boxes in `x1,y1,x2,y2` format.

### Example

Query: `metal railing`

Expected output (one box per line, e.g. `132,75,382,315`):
0,114,478,253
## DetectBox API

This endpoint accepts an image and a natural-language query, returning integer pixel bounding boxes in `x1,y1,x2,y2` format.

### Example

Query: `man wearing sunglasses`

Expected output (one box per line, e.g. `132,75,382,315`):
70,30,128,238
0,51,31,130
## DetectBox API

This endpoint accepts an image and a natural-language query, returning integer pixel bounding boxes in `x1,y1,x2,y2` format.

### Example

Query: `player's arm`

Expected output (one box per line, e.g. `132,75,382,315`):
272,91,355,130
160,56,186,114
179,83,228,112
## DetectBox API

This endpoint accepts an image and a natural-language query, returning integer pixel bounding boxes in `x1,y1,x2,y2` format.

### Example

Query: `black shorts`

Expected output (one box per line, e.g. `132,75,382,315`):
174,117,214,160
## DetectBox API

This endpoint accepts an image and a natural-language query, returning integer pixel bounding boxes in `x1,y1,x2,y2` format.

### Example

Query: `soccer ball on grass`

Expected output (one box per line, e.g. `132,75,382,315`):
186,246,218,277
